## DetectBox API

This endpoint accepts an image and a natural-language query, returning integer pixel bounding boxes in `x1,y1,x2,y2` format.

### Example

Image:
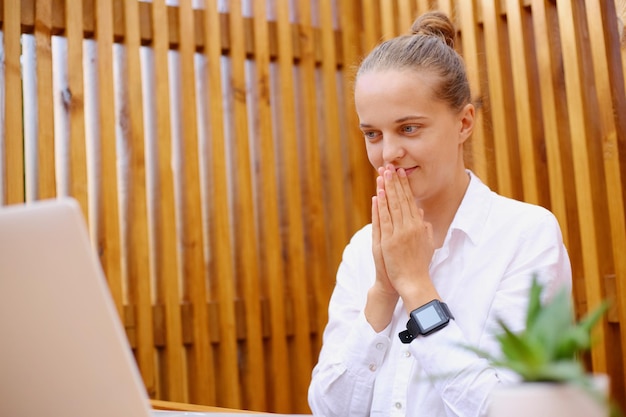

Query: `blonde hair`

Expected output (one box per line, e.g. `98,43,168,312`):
356,11,471,111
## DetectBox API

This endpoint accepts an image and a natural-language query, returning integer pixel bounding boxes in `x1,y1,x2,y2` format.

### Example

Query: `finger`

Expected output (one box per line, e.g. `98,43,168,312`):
376,187,394,237
371,196,380,243
383,168,408,224
396,168,420,219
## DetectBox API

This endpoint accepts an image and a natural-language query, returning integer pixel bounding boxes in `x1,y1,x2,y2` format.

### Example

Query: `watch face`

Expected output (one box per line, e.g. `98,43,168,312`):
411,300,451,334
414,305,442,331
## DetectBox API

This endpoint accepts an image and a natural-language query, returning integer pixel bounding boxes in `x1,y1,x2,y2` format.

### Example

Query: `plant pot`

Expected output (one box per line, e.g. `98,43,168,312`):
488,374,609,417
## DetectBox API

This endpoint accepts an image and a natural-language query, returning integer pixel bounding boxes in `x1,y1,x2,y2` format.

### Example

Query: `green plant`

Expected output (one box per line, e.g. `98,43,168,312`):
475,277,607,383
466,275,619,415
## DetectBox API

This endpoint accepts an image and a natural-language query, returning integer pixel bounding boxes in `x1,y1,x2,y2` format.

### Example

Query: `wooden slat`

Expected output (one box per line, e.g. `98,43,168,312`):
481,0,520,198
436,0,454,17
251,0,290,412
417,0,431,15
202,0,240,409
120,0,156,400
225,0,265,410
274,0,312,413
35,0,56,199
340,0,372,248
584,0,626,389
150,0,186,402
380,0,396,39
458,0,493,185
505,0,543,206
530,0,572,247
361,1,381,51
94,0,123,318
176,0,214,406
320,0,349,286
2,0,24,205
398,0,414,34
65,0,89,219
556,0,608,373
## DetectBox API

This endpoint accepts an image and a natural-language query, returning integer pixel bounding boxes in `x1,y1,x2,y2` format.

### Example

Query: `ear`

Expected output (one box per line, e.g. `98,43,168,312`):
458,103,475,144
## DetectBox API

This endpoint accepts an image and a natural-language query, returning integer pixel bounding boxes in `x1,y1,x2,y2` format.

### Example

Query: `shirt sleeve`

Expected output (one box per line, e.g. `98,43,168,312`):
308,227,392,417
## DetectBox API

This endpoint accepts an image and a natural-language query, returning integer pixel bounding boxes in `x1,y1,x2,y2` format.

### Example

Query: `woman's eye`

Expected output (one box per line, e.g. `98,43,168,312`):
363,131,380,140
402,125,419,134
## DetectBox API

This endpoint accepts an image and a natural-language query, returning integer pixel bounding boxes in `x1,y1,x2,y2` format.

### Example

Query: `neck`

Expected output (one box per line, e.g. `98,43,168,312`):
420,170,470,248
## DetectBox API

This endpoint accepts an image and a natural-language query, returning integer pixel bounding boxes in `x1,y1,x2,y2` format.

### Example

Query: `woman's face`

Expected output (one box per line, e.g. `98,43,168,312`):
355,69,474,203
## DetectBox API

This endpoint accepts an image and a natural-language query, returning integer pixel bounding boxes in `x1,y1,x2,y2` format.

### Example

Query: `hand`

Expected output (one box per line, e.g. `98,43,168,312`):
375,165,436,302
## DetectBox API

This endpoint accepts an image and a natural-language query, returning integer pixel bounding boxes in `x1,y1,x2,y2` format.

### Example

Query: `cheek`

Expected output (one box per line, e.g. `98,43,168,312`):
365,142,382,168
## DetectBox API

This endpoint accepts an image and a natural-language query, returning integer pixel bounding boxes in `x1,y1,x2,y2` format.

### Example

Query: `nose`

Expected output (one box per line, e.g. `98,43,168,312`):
381,134,406,164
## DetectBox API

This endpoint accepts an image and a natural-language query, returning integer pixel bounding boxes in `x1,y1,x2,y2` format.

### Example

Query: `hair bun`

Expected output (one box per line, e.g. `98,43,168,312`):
410,11,456,48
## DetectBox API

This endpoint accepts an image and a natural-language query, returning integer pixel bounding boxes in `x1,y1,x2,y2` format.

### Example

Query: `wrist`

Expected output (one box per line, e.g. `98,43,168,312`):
365,286,399,332
395,279,439,313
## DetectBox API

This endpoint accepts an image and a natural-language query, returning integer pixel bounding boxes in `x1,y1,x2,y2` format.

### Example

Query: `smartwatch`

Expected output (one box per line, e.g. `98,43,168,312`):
398,299,454,344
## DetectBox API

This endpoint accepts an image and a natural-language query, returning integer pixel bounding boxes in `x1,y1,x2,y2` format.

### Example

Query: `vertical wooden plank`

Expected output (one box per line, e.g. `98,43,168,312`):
320,0,349,288
336,0,370,268
297,0,332,390
2,0,24,205
556,0,608,373
338,0,370,271
481,0,520,198
436,0,454,18
380,0,396,39
94,0,123,317
398,0,414,34
531,0,587,329
505,0,544,206
584,0,626,391
150,0,186,402
226,0,265,410
274,0,312,413
458,0,492,185
361,1,381,51
202,0,240,409
65,0,89,219
530,0,572,247
35,0,56,199
251,0,290,412
417,0,431,15
176,0,214,406
121,0,156,400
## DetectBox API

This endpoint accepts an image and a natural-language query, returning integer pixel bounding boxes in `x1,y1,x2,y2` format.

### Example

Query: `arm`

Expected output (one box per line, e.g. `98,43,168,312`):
308,228,392,417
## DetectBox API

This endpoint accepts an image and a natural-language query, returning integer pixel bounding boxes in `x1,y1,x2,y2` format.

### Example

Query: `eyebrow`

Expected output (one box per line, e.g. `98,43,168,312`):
359,115,426,128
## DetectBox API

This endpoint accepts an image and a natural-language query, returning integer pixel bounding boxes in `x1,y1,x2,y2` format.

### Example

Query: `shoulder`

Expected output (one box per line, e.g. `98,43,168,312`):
469,171,559,227
459,172,563,243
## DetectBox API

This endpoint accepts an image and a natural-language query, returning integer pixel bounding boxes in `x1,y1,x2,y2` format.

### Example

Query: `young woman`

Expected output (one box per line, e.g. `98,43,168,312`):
308,11,572,417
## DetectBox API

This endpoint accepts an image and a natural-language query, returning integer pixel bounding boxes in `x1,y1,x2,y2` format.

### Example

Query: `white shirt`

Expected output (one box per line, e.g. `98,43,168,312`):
308,171,572,417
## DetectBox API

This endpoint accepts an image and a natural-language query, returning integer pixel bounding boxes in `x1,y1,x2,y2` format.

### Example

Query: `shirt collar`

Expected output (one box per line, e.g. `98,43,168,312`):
448,170,492,245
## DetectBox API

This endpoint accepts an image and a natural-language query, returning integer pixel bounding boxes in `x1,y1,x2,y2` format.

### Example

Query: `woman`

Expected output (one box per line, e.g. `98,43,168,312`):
308,11,571,417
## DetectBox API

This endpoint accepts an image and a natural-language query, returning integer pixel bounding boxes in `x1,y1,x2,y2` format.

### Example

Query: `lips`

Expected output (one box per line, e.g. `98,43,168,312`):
398,166,418,176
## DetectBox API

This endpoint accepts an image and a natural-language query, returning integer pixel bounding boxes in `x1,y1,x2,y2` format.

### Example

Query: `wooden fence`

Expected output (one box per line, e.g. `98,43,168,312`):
0,0,625,413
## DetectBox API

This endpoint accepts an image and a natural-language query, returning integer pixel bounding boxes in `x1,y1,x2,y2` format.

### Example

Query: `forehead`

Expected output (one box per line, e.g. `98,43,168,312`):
355,70,445,120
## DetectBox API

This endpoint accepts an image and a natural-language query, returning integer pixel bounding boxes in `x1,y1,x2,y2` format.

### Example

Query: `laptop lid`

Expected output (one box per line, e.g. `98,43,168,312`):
0,197,152,417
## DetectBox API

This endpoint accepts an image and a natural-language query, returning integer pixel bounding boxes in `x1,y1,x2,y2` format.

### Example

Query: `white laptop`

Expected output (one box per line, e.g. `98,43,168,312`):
0,197,159,417
0,198,310,417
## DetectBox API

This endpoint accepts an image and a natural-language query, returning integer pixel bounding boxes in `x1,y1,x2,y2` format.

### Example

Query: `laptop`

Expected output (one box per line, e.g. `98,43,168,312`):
0,197,311,417
0,197,159,417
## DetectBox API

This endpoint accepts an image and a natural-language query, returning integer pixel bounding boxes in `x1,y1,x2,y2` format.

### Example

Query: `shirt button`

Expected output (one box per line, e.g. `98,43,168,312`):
395,402,402,409
376,342,384,350
369,364,377,372
404,350,411,357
